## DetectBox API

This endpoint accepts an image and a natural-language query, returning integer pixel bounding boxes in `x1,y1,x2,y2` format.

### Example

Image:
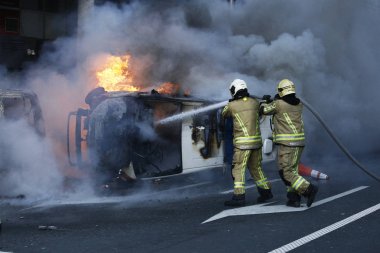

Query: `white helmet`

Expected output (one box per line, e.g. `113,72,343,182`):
229,79,248,97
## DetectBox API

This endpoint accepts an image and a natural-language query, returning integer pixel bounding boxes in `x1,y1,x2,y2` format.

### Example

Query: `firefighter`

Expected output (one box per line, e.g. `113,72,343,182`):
260,79,318,207
222,79,273,206
85,87,108,110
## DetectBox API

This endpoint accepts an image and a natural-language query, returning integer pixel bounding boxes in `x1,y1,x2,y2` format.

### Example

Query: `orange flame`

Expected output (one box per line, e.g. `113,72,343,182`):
184,88,191,96
95,54,183,95
156,82,180,95
96,55,140,92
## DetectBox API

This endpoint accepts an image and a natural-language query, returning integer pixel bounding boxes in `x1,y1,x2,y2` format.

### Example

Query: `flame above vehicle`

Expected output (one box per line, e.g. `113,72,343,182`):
156,82,180,95
96,55,139,92
95,54,182,95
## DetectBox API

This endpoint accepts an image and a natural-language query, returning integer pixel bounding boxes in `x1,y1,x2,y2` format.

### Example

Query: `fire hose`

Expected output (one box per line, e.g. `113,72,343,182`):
299,97,380,182
255,94,380,183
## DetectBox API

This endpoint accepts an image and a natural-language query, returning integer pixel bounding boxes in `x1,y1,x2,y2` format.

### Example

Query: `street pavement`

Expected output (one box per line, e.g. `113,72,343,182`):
1,156,379,253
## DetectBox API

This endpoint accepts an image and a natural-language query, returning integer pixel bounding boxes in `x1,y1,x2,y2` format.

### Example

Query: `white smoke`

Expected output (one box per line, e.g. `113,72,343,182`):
0,0,379,200
0,120,62,199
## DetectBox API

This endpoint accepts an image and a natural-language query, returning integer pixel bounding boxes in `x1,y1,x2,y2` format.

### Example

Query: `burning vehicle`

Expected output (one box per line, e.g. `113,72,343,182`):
66,54,276,188
67,88,276,187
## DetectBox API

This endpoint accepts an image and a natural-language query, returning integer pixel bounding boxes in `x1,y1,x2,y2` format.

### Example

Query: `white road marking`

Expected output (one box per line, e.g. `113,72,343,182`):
202,186,368,223
220,178,282,194
269,203,380,253
310,186,368,207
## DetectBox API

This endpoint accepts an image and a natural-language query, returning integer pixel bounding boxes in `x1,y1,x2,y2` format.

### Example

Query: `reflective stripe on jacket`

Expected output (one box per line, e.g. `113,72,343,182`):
261,99,305,147
222,97,262,149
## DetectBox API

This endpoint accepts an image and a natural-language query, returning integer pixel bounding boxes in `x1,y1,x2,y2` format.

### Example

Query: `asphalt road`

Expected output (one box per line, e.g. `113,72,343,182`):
1,156,379,253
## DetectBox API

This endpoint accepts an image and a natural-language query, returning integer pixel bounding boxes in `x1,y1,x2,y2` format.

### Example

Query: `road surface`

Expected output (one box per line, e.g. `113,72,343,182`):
1,156,379,253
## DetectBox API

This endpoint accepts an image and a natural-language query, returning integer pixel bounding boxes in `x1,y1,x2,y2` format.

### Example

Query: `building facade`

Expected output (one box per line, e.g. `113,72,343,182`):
0,0,78,70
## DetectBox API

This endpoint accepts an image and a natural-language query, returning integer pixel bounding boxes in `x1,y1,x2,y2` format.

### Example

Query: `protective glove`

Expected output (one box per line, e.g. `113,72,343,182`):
262,95,272,103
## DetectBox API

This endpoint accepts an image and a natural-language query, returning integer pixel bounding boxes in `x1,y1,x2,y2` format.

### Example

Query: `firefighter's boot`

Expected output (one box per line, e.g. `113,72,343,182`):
257,187,273,203
224,194,246,207
286,191,301,208
303,184,319,207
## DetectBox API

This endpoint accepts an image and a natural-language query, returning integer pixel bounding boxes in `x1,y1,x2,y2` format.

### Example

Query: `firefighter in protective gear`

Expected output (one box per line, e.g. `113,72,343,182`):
222,79,273,206
260,79,318,207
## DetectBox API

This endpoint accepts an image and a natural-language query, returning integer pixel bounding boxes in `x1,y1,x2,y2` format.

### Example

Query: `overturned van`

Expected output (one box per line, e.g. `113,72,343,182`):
0,89,45,136
67,88,276,186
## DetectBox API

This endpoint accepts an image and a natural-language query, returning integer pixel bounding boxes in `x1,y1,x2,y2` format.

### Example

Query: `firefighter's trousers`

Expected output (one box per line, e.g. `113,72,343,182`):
232,148,271,195
277,145,310,195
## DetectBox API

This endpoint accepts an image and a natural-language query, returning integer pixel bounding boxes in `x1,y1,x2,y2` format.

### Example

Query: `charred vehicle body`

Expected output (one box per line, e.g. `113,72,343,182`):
0,89,45,136
67,88,276,187
0,89,45,195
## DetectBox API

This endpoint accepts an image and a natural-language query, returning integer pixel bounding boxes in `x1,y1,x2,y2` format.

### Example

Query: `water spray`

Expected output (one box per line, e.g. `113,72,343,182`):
156,94,267,125
156,100,228,125
157,95,380,182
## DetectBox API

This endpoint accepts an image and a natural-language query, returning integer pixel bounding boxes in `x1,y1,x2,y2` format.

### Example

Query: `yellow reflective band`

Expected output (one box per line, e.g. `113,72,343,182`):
222,105,229,116
236,136,262,140
256,182,268,188
256,177,270,189
274,137,305,141
235,140,262,143
258,169,265,181
256,177,268,183
235,136,262,143
292,177,305,190
274,133,305,141
275,134,305,137
292,178,302,190
263,103,276,114
283,113,298,134
234,182,245,188
234,113,249,136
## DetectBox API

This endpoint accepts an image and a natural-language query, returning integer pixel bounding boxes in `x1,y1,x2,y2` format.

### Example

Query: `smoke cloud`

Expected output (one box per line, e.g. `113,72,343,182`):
0,0,379,200
0,120,62,199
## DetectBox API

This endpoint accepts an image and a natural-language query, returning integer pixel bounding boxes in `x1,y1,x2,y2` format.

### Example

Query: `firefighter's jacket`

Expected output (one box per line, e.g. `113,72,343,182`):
222,96,262,150
261,99,305,147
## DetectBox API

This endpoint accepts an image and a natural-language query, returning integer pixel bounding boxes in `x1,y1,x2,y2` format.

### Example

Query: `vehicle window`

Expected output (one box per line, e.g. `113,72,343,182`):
144,100,181,139
2,97,26,120
152,102,180,121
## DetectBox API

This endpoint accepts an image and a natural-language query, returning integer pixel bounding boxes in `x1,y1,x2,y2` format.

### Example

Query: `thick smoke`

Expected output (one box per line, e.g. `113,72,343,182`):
0,120,62,199
78,0,379,157
0,0,379,200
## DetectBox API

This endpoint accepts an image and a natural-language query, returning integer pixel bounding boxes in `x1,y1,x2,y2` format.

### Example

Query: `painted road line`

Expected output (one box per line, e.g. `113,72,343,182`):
311,186,368,208
220,178,282,194
203,186,369,223
268,203,380,253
